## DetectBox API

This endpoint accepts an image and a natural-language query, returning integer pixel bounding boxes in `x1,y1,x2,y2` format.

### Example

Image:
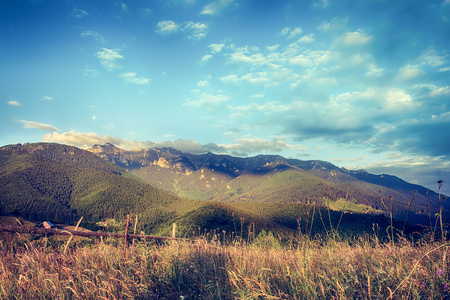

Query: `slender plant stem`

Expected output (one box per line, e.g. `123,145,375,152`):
336,183,350,232
403,191,417,233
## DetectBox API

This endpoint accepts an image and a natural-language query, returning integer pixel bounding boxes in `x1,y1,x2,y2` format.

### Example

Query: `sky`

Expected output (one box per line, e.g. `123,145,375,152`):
1,0,450,195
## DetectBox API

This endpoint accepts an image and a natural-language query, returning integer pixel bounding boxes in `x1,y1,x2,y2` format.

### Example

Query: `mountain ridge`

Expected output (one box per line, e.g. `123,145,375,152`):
88,143,441,197
88,143,447,225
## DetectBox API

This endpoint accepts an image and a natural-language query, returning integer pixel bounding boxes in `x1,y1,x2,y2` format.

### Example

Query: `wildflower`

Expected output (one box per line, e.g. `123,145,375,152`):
184,269,189,275
437,269,444,276
421,282,426,288
445,284,449,289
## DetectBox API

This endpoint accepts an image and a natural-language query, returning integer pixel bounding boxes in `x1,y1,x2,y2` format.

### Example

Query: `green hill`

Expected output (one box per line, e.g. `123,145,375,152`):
0,143,200,233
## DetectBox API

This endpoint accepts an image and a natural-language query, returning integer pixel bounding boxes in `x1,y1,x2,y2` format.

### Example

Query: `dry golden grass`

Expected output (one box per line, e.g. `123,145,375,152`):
0,235,449,299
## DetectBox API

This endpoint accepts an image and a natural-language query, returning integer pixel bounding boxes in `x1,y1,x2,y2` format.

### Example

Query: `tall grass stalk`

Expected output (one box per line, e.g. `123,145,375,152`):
438,180,445,242
425,189,435,240
336,183,350,233
402,190,416,234
380,190,395,247
325,188,334,235
308,200,316,237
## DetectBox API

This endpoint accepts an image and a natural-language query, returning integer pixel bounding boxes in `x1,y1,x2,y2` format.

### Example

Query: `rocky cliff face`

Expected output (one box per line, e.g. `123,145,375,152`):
88,144,294,176
88,143,196,174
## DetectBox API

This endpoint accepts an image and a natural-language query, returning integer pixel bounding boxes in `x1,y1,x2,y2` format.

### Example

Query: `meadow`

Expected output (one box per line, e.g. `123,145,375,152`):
0,229,449,299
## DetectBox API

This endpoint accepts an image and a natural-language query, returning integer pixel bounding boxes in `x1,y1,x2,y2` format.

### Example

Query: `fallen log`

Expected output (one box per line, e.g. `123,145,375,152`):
0,225,193,242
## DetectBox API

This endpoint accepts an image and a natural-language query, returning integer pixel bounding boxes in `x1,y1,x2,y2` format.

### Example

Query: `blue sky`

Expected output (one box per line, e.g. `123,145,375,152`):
1,0,450,195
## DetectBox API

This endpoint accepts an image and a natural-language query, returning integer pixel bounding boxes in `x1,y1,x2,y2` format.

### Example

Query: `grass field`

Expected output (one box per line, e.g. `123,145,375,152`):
0,230,449,299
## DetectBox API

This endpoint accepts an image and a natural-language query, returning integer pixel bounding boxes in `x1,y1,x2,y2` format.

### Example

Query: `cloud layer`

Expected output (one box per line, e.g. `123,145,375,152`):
43,130,306,157
17,120,61,132
156,20,208,39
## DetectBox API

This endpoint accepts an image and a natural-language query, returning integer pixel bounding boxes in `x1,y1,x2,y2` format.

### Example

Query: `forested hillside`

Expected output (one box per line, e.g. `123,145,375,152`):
0,143,200,233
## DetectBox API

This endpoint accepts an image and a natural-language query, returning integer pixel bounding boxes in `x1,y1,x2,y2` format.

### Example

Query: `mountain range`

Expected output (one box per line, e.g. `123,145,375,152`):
87,143,445,225
0,142,446,239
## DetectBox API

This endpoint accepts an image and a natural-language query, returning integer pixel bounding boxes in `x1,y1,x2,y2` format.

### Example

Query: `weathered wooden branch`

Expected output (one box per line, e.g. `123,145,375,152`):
124,215,131,257
64,216,83,254
0,225,193,242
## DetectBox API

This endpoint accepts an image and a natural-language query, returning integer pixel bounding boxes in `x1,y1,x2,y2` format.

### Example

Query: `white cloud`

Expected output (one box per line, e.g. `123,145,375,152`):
184,93,230,107
208,43,225,53
184,22,208,39
81,30,107,44
396,64,423,81
228,47,266,66
385,89,416,110
42,96,53,101
317,21,331,32
366,62,384,77
236,42,334,70
298,34,315,43
16,120,61,132
228,101,289,113
420,48,448,67
43,131,227,153
220,74,238,82
201,43,224,62
313,0,330,8
337,30,372,46
292,73,337,87
332,89,377,104
281,26,303,39
224,137,307,156
289,54,313,67
286,47,334,67
317,18,348,33
7,100,21,106
156,20,208,39
200,0,234,15
44,131,124,149
221,72,269,84
156,20,179,34
201,54,213,63
72,8,89,18
119,72,151,85
430,85,450,97
95,48,123,71
266,44,280,51
197,80,209,87
84,65,100,76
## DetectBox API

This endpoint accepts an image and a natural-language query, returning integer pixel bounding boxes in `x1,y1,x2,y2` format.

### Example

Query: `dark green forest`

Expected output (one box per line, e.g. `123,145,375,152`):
0,143,200,233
